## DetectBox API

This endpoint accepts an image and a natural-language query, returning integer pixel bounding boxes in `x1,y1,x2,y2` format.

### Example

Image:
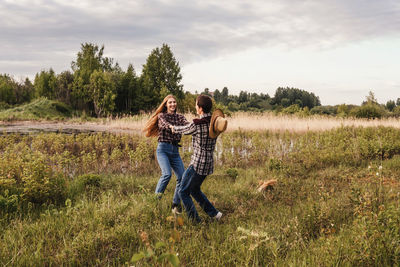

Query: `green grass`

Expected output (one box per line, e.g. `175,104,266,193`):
1,165,399,266
1,129,400,266
0,97,73,121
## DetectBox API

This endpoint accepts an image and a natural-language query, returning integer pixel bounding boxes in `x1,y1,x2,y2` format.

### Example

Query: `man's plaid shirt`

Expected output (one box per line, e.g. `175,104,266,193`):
173,113,217,176
157,112,188,144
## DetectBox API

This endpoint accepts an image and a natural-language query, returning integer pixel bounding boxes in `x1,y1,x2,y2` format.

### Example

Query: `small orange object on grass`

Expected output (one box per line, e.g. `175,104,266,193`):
257,179,277,192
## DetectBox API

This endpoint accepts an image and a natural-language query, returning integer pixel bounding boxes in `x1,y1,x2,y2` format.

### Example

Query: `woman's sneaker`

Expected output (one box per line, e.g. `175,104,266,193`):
171,203,182,214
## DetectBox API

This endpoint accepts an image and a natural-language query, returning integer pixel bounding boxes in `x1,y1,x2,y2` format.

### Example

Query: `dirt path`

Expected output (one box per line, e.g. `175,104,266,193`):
0,121,143,135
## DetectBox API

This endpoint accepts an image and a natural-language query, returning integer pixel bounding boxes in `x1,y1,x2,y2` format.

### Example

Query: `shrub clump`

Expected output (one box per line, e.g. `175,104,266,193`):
226,168,239,179
351,103,385,119
68,174,102,199
0,149,67,211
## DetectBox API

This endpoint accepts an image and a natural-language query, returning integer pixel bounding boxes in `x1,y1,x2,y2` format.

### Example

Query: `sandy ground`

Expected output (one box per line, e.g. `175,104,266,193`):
0,121,144,135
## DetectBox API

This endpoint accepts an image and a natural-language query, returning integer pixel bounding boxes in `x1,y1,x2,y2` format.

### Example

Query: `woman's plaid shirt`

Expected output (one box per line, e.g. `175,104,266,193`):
173,113,217,175
157,112,188,144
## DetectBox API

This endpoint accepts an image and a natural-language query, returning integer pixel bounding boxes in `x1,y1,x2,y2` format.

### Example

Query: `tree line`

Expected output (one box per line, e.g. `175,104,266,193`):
0,43,321,116
1,43,185,117
1,43,397,119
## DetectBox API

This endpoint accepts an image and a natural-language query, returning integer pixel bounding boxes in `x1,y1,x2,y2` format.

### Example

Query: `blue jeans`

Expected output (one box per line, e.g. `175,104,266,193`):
155,142,185,205
179,165,219,222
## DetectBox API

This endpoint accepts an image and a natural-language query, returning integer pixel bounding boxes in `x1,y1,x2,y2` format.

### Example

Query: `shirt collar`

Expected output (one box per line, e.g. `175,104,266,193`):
200,113,211,119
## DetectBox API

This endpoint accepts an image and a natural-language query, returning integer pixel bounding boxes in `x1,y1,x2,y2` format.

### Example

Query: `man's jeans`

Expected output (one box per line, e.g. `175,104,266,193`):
179,165,218,222
155,142,185,205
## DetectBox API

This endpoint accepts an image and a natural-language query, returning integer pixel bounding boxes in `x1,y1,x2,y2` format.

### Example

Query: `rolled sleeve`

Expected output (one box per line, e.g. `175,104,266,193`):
174,123,196,135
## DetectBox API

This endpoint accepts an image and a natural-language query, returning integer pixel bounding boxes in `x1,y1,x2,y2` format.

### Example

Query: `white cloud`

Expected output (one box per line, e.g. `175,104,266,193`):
0,0,399,104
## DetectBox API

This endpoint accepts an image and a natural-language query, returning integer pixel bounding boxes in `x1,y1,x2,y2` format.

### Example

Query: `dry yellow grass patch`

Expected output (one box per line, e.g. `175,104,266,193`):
228,112,400,132
101,112,400,134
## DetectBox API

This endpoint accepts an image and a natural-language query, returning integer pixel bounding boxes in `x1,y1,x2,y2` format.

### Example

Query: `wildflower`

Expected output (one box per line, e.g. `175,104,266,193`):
140,231,148,242
368,165,371,169
140,231,150,247
376,172,379,176
379,165,383,170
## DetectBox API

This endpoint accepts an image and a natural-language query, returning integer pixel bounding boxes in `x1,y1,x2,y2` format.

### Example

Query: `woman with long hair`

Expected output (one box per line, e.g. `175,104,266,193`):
143,95,188,213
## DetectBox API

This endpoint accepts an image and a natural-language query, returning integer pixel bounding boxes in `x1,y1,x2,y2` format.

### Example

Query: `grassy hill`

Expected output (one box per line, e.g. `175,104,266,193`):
0,97,72,121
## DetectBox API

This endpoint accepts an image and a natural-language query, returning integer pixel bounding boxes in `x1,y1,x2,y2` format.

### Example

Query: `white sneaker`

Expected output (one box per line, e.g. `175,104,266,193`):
172,207,182,215
214,212,223,220
171,204,182,215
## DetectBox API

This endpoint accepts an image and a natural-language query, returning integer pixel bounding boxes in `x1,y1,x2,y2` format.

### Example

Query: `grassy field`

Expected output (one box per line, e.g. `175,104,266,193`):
0,127,400,266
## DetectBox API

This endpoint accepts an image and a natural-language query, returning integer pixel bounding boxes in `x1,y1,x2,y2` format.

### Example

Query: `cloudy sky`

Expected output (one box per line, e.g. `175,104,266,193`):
1,0,400,105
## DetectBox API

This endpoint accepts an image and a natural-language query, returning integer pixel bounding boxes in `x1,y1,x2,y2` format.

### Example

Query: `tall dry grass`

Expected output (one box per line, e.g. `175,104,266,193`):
103,112,400,134
228,112,400,132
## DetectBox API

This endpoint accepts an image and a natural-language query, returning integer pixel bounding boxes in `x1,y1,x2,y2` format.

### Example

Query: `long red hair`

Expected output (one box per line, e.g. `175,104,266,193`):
143,95,177,137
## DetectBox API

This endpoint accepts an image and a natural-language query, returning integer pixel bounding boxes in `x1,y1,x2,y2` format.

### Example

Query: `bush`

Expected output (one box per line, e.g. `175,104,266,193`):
0,193,19,214
351,104,385,119
53,101,72,116
226,168,238,179
77,174,101,188
0,101,12,111
21,153,67,205
68,174,102,200
227,102,240,112
0,148,67,208
310,105,337,115
392,106,400,117
281,104,301,114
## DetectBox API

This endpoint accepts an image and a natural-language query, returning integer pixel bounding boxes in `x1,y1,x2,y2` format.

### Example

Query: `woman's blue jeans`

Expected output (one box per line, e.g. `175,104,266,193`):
179,165,219,222
155,142,185,205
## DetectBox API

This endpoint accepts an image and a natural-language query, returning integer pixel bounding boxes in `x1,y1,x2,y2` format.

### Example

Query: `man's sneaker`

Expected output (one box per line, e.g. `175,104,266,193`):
171,203,182,214
214,212,223,220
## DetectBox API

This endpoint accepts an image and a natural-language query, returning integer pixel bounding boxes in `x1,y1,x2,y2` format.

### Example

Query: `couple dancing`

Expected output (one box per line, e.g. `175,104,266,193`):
144,94,227,223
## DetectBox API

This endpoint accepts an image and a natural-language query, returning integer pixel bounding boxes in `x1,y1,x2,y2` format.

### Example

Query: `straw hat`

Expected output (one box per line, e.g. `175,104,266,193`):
209,109,228,138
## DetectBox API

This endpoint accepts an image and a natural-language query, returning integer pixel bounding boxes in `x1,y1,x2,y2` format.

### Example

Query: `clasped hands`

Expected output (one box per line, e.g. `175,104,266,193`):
169,124,175,133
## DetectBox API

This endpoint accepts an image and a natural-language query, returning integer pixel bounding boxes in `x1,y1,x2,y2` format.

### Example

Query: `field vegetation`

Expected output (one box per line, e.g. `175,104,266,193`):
1,126,399,266
2,41,399,266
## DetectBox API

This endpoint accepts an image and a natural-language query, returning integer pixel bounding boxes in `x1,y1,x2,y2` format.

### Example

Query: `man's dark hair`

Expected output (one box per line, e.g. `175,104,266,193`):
196,94,212,113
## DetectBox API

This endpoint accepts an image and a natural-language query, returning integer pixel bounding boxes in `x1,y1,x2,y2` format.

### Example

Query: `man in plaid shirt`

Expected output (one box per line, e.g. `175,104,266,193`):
171,95,223,223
